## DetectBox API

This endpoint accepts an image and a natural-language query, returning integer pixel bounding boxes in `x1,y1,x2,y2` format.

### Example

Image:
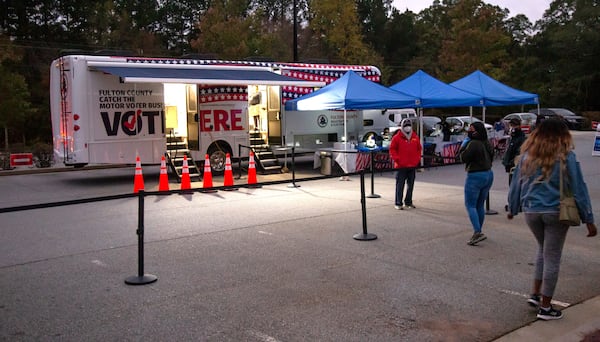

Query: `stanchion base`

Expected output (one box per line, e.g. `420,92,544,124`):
366,194,381,198
353,233,378,241
287,183,301,188
486,210,499,215
125,274,158,285
199,189,218,194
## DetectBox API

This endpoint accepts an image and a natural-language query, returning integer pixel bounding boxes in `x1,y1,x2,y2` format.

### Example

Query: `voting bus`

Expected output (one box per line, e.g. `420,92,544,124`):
50,54,383,175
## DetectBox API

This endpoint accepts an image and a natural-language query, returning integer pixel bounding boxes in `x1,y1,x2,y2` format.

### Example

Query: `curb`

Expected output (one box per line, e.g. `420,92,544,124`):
494,296,600,341
0,164,132,176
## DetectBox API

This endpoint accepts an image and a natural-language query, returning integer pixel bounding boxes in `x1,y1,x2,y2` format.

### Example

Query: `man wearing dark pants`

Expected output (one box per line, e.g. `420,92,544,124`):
389,119,422,210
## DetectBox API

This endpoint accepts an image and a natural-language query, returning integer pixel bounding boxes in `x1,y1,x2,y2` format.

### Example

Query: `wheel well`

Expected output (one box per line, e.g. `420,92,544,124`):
207,140,232,156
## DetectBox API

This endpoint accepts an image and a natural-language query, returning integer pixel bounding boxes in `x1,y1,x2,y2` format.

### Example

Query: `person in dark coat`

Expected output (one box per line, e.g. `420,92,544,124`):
440,119,451,142
459,122,495,245
502,118,527,184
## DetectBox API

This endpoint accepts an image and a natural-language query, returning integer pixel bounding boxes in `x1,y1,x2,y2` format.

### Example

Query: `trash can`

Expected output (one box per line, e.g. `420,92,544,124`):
320,151,333,175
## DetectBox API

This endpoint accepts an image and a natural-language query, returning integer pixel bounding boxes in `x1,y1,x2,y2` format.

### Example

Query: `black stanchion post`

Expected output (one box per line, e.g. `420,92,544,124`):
236,144,242,179
485,193,498,215
366,150,380,198
288,147,300,188
353,170,377,241
125,190,158,285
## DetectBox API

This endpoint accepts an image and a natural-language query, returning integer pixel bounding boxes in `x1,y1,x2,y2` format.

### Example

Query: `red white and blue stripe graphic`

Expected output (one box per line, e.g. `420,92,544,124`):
124,58,381,105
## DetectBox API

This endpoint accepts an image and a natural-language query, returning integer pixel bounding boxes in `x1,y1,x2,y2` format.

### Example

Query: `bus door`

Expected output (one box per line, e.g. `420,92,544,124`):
186,85,199,150
266,85,282,146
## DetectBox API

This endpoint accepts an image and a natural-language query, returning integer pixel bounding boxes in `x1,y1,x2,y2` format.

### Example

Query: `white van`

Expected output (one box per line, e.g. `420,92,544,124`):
387,108,417,133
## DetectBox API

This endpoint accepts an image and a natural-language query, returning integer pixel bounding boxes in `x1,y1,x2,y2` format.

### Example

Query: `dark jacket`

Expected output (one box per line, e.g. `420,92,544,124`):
459,122,494,172
460,139,494,172
502,129,526,172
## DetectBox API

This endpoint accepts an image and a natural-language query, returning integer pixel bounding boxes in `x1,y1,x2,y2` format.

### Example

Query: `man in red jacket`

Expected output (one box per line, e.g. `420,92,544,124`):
389,119,422,210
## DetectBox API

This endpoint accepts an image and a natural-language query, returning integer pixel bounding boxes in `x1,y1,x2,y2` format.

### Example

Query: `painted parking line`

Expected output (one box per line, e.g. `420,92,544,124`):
499,289,571,307
91,259,108,268
246,330,281,342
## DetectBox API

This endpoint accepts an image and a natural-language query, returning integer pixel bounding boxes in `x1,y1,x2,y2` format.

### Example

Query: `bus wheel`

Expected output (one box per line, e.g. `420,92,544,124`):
208,148,227,174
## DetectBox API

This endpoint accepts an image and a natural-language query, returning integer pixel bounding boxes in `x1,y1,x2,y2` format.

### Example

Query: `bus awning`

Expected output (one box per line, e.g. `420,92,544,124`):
90,66,326,87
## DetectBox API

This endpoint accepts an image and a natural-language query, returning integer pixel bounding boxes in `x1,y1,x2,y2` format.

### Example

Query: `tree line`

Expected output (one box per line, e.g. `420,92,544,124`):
1,0,599,150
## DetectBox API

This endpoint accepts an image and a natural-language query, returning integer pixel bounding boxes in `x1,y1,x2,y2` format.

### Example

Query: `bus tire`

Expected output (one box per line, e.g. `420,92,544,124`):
207,145,230,174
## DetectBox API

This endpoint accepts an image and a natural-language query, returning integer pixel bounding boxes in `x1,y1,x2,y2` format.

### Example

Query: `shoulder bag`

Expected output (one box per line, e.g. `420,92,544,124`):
559,159,581,226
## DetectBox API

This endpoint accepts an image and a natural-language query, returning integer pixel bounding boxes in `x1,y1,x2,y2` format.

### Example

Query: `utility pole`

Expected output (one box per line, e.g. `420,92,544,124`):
293,0,298,62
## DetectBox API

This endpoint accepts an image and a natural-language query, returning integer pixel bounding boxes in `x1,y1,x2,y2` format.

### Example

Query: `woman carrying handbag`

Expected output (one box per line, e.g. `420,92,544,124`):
507,118,597,321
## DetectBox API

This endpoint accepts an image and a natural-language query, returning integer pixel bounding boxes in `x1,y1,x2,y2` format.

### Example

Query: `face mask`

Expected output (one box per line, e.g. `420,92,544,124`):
467,130,479,139
403,126,412,134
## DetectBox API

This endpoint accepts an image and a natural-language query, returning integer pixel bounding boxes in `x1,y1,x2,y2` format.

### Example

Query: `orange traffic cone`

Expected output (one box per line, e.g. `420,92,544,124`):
158,155,170,192
201,154,217,193
180,155,191,191
223,153,236,190
247,151,261,188
133,155,144,193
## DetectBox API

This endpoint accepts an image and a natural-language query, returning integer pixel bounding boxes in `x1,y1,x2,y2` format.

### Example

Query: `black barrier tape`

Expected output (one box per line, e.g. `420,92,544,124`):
0,154,460,214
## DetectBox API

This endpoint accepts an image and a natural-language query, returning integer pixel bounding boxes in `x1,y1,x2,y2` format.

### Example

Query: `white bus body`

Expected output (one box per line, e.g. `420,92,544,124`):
50,55,382,170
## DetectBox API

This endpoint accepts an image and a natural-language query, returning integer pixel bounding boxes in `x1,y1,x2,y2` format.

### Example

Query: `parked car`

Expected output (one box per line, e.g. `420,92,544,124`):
502,112,538,134
528,108,587,130
445,116,494,136
421,116,442,136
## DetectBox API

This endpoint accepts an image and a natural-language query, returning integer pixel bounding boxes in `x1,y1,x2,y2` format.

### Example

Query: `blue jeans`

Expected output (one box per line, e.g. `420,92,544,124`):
464,170,494,233
395,168,416,206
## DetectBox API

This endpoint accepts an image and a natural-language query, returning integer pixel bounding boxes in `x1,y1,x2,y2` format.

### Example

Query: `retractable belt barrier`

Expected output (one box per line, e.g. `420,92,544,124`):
1,150,488,286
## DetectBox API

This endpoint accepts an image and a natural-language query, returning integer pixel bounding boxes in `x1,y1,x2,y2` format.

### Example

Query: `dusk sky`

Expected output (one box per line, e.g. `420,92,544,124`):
392,0,551,22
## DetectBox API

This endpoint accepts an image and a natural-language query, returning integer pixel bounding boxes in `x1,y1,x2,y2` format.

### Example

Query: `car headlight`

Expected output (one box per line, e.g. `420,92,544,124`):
566,118,577,122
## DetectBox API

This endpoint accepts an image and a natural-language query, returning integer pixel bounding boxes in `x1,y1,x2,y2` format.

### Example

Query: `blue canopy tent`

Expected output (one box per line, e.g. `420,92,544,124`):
389,70,483,158
284,70,418,148
389,69,482,108
284,70,418,111
284,70,418,175
450,70,540,122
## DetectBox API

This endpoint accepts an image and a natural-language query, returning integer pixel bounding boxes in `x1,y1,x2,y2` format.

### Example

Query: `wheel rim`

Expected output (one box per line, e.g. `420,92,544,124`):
209,151,226,172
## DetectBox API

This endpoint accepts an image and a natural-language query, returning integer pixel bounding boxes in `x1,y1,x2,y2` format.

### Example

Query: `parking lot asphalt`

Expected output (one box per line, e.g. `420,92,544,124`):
1,131,599,341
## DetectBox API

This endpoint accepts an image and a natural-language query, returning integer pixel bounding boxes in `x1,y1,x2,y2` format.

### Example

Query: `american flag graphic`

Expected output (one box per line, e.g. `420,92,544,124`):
355,151,391,171
198,85,248,103
442,142,462,164
124,58,381,105
280,63,380,103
